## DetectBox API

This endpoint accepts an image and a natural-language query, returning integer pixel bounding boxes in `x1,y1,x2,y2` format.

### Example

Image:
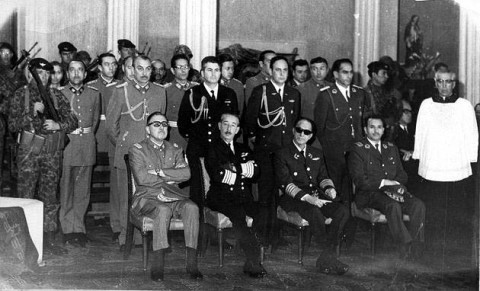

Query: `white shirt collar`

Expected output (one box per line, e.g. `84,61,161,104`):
271,81,285,98
335,81,350,101
293,140,306,156
203,83,219,99
366,138,381,150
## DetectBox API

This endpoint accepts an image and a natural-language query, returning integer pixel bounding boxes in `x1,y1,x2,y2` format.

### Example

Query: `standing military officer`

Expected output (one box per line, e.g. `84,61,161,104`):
87,52,120,240
245,56,301,246
288,59,309,88
58,42,77,79
218,53,245,116
106,55,166,248
122,56,134,82
313,58,365,205
59,58,100,246
178,56,238,208
245,50,276,104
114,39,136,80
164,54,198,151
9,58,78,255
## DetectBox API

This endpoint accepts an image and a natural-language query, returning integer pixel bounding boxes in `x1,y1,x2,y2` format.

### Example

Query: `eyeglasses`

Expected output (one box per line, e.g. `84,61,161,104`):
402,109,412,114
435,79,454,85
174,65,189,71
147,121,169,128
295,127,313,135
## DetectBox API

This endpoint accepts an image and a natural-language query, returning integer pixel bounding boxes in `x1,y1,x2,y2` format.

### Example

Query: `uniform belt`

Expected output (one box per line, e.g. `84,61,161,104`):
100,114,106,121
168,121,178,128
71,127,92,134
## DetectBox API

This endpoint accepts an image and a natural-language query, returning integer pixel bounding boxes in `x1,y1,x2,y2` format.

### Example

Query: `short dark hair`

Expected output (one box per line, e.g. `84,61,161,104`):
434,62,449,72
310,57,328,67
363,114,385,128
68,57,86,70
269,56,289,70
201,56,220,71
331,58,353,73
220,112,240,125
259,50,276,63
292,59,308,71
170,54,190,68
217,53,235,67
146,111,167,125
98,52,116,65
133,55,151,67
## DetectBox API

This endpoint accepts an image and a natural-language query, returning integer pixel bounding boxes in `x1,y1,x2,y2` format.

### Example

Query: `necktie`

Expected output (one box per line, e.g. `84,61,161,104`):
211,90,216,100
345,89,350,101
402,125,408,133
228,142,235,154
298,149,306,164
278,88,282,101
375,143,381,153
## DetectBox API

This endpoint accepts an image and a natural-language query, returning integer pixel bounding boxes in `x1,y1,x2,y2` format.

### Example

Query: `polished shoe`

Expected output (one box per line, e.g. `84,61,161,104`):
150,250,165,282
331,258,349,275
243,260,267,278
75,233,88,247
186,267,204,280
186,247,203,280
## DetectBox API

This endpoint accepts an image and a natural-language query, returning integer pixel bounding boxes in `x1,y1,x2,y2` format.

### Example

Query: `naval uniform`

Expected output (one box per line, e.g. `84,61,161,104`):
59,84,100,235
348,138,425,245
274,142,349,246
313,83,365,203
106,80,166,245
165,80,198,151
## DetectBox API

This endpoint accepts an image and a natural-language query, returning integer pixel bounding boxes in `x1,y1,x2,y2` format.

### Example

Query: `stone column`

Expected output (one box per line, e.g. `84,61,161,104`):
179,0,217,70
107,0,139,58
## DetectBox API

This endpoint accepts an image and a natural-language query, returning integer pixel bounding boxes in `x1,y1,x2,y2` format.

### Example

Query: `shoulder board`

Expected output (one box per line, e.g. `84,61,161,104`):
116,82,128,88
387,142,394,147
352,84,364,90
320,86,330,92
57,86,65,90
87,85,98,91
106,82,118,87
190,81,200,86
133,143,142,149
152,82,164,88
354,142,363,147
163,82,173,88
87,79,97,85
173,143,179,148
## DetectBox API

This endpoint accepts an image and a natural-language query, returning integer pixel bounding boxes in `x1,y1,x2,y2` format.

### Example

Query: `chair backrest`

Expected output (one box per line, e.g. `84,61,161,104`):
199,157,211,198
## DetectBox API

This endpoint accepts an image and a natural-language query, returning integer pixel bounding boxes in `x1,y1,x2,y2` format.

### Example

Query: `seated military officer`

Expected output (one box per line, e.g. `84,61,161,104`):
128,112,202,281
273,118,349,275
348,114,425,259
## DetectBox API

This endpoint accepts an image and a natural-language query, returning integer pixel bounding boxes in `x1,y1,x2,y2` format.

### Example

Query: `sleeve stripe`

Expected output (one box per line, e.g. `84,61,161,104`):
241,162,254,178
221,169,237,185
285,183,301,198
320,179,334,189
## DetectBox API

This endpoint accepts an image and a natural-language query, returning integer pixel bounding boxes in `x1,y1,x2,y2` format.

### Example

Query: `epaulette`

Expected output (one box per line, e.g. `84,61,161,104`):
163,82,172,88
133,143,142,149
57,86,65,90
87,85,98,91
354,142,363,147
352,84,364,90
387,142,394,147
190,81,200,86
116,82,128,88
173,143,179,148
87,79,97,85
106,82,118,87
152,82,164,88
320,86,330,92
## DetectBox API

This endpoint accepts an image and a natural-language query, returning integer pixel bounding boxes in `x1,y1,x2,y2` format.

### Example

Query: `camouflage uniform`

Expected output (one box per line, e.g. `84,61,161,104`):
0,74,15,195
8,83,78,231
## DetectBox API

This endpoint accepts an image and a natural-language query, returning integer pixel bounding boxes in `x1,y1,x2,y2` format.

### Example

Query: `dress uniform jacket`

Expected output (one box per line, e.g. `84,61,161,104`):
245,82,301,153
297,79,332,120
205,140,259,205
348,138,408,207
60,85,100,166
165,80,198,151
221,78,245,116
273,142,334,200
314,83,365,151
128,138,190,219
177,83,238,158
245,71,270,104
87,77,119,154
106,80,167,169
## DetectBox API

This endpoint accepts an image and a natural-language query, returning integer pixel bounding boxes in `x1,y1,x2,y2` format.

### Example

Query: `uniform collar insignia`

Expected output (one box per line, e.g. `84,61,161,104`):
69,85,84,95
352,87,356,93
365,144,370,149
134,81,150,94
175,81,190,91
220,78,230,86
332,89,337,94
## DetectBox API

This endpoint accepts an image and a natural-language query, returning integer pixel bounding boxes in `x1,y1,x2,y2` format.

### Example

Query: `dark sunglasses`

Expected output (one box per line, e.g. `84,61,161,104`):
295,127,313,135
148,121,169,128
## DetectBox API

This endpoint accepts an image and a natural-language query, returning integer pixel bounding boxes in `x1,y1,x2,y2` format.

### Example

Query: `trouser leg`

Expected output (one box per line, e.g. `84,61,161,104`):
320,202,350,246
402,194,425,243
152,203,173,251
177,199,199,249
59,164,74,234
72,166,93,233
38,151,61,232
109,156,120,233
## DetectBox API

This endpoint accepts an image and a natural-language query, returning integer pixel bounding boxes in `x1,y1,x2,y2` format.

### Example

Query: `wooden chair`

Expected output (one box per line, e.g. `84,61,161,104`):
199,157,253,267
276,202,333,265
351,201,410,256
123,154,184,272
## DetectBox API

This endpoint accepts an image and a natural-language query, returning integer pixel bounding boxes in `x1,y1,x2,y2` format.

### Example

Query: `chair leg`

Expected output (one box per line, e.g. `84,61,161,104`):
123,222,135,260
298,226,304,265
260,246,265,264
370,222,376,257
142,232,148,272
199,223,208,257
218,228,223,267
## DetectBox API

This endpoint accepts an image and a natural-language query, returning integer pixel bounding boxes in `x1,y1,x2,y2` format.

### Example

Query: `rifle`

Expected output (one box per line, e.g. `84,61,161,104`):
138,42,148,55
12,42,38,71
28,65,60,122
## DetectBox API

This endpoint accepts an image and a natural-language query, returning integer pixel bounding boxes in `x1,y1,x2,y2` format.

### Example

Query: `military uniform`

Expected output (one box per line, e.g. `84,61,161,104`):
205,139,264,272
273,142,349,246
221,78,245,116
8,83,78,232
59,84,100,235
297,79,333,120
164,80,198,151
313,83,365,203
106,80,166,245
245,71,270,104
0,73,16,195
177,83,238,206
128,138,197,251
348,138,425,245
